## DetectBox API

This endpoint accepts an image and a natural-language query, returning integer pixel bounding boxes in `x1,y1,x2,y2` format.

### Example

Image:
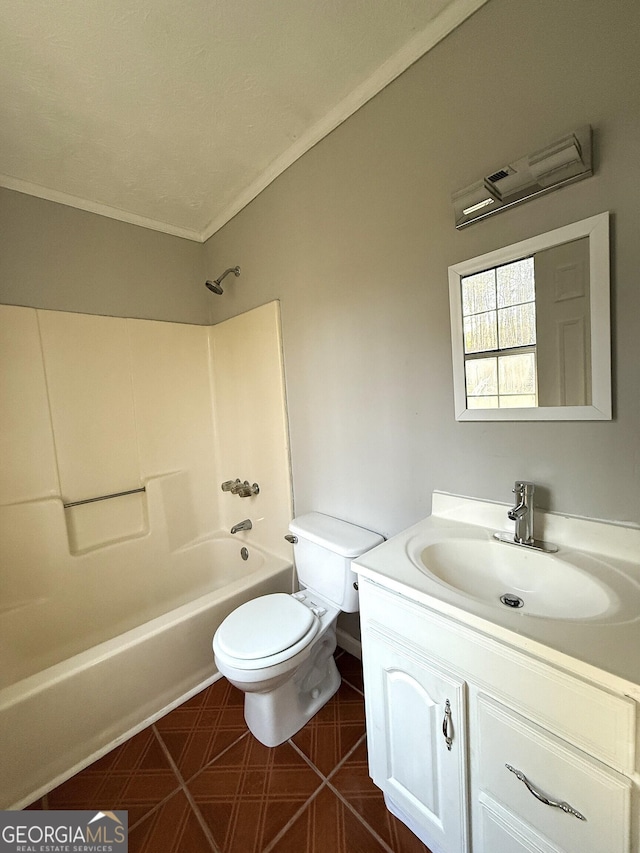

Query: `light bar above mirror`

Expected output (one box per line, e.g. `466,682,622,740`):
452,125,593,229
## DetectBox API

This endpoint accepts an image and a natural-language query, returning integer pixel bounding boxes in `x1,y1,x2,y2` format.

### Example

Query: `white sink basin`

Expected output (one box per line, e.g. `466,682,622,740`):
411,534,622,620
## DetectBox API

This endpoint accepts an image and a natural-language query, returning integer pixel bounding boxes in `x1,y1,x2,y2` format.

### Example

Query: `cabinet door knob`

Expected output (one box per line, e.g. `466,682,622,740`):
505,764,587,821
442,699,453,751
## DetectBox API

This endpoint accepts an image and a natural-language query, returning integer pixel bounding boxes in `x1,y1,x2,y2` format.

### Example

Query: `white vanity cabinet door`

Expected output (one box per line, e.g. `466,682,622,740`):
363,629,469,853
473,693,632,853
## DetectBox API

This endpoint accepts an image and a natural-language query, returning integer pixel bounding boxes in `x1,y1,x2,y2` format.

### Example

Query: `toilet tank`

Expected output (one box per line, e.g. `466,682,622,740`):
288,512,384,612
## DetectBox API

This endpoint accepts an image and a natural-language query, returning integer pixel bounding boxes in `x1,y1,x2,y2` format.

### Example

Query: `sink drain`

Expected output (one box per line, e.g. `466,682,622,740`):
500,593,524,609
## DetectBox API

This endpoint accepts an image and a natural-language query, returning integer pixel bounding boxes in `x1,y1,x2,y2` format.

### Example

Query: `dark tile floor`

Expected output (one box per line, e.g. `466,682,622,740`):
27,650,432,853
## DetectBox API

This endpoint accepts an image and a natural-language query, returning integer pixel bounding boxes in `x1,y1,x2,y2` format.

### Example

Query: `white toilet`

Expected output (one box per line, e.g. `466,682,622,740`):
212,512,384,746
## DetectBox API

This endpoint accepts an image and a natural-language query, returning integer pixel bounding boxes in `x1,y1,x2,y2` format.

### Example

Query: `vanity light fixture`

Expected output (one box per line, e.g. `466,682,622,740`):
452,125,592,228
452,181,497,217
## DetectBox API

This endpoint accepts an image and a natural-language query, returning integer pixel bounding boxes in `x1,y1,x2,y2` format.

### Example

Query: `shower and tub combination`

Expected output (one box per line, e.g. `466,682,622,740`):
0,299,293,809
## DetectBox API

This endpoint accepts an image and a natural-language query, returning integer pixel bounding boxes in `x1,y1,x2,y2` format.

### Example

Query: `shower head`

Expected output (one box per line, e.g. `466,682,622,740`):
205,266,240,294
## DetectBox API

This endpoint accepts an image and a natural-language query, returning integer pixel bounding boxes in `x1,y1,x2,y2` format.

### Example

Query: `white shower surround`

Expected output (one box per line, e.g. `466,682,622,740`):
0,300,293,808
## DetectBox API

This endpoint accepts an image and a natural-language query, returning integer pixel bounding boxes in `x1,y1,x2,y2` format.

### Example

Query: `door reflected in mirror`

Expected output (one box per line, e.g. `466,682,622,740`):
449,213,610,421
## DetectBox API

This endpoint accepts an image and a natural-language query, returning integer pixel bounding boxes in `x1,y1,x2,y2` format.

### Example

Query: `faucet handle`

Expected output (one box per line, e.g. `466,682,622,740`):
235,481,260,497
513,481,535,496
222,479,241,492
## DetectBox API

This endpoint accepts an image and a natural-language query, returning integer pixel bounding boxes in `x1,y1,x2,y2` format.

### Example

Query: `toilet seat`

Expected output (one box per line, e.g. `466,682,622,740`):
214,593,320,671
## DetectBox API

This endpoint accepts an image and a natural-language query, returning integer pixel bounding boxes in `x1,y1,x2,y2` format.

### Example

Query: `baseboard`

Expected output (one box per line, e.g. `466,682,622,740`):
336,628,361,660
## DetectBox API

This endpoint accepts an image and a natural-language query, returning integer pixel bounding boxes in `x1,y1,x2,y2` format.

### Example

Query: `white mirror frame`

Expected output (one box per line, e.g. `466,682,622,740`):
448,212,611,421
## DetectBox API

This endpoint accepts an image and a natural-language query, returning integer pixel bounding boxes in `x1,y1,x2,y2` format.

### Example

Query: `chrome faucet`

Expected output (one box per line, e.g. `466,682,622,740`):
494,481,558,553
230,518,252,534
508,481,535,545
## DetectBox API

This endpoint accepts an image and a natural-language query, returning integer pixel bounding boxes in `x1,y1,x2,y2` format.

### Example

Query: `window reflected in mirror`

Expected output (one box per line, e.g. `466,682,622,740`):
462,257,538,408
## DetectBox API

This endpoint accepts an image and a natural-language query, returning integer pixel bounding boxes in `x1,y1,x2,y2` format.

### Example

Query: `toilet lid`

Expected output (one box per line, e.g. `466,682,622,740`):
216,593,316,660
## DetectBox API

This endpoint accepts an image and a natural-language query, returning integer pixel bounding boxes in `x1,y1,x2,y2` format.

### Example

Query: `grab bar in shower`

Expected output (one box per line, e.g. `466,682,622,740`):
63,487,146,509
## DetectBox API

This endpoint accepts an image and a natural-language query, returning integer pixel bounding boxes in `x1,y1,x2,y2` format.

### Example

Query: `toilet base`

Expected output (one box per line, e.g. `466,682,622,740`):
244,628,340,746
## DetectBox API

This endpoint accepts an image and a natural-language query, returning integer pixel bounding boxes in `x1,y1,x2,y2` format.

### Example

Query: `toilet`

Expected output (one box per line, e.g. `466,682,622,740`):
212,512,384,746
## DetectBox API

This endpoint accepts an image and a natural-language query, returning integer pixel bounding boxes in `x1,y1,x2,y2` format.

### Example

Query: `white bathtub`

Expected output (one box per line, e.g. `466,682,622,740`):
0,536,292,809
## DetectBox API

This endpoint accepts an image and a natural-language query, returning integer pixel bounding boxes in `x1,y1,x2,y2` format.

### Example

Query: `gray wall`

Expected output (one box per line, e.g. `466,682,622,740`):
2,0,639,536
0,188,209,324
204,0,640,535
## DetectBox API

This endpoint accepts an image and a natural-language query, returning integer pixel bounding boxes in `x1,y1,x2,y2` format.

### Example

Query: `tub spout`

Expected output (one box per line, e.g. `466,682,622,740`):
231,519,252,534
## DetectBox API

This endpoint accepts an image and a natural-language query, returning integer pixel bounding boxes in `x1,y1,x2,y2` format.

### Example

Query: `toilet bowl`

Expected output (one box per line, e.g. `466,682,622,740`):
213,512,384,746
214,590,340,745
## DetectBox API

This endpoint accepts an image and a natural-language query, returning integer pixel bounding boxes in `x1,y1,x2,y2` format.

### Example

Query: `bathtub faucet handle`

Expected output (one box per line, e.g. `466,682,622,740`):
233,481,260,497
221,479,241,492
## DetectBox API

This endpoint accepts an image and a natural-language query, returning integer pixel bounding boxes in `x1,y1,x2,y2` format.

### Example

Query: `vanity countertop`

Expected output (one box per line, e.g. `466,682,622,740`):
354,492,640,698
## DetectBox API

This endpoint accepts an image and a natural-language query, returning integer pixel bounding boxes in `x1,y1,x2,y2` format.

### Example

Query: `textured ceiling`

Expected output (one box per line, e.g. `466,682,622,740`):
0,0,487,241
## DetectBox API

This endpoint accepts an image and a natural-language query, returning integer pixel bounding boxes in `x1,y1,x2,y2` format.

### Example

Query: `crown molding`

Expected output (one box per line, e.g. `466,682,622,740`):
0,174,203,242
1,0,489,244
200,0,490,242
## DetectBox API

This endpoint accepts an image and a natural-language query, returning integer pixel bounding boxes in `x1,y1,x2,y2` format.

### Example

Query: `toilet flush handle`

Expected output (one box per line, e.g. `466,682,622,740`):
284,534,298,544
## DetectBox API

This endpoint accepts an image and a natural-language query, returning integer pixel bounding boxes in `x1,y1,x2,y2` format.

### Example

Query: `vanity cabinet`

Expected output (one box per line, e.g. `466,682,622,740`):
358,577,637,853
364,630,468,853
474,692,631,853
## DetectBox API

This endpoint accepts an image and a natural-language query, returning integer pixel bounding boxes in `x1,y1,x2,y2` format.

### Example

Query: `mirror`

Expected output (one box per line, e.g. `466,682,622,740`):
448,212,611,421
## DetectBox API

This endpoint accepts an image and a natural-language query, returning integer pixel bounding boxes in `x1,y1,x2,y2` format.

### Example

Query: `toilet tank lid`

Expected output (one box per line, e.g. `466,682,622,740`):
289,512,384,558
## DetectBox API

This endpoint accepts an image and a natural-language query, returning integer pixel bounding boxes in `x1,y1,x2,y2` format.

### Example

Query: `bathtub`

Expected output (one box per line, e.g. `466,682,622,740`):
0,536,292,809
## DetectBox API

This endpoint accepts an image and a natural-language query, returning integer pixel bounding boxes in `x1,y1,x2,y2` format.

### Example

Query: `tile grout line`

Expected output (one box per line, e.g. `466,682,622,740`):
123,784,183,834
264,731,388,852
323,730,399,853
222,733,261,853
325,774,396,853
263,730,398,853
328,782,396,853
260,782,328,853
151,724,221,853
258,736,278,852
262,735,330,849
121,729,183,833
287,737,329,779
323,731,368,784
341,676,364,696
284,690,366,779
180,729,251,788
260,715,367,852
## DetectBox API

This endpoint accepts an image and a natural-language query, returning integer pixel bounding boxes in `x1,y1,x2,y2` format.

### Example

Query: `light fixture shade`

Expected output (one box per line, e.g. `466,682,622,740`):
528,133,584,185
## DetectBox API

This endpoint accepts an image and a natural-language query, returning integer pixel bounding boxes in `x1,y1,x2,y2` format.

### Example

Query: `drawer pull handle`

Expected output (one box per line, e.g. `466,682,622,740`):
505,764,586,821
442,699,453,751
